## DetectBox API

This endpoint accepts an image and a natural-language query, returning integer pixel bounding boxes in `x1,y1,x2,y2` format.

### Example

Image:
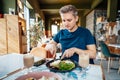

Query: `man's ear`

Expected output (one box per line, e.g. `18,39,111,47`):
76,16,79,22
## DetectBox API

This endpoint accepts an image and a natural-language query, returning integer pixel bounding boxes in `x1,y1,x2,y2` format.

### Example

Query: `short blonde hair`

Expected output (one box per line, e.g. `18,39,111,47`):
59,5,78,16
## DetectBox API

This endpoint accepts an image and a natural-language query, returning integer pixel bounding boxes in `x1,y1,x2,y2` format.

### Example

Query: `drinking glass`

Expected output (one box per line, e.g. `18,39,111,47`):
47,50,56,59
79,53,89,79
23,53,34,74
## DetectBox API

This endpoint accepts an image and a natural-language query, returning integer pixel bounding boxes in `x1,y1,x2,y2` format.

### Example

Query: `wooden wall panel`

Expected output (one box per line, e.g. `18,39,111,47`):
0,15,27,54
5,15,20,53
0,19,7,55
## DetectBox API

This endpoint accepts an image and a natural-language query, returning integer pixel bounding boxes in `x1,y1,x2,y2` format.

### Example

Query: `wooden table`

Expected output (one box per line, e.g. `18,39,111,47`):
0,53,105,80
108,44,120,55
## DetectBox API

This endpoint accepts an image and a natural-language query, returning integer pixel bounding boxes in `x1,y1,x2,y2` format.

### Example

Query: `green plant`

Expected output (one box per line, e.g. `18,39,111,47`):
29,20,44,48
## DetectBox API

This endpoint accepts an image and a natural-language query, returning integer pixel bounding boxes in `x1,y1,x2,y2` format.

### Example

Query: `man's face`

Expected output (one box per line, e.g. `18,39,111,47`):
60,12,78,32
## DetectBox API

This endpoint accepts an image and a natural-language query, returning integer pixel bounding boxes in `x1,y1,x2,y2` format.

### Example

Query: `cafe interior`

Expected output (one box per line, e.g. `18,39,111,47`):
0,0,120,80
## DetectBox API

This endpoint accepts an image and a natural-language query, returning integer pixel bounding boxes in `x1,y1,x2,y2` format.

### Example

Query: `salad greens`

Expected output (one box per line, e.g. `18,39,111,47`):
59,60,75,71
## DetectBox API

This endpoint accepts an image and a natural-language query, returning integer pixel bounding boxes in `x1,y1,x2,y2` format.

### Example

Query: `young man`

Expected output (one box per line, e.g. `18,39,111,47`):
45,5,96,64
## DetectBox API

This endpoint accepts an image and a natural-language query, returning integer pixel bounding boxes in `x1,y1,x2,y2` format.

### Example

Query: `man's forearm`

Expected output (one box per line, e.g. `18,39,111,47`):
74,47,96,59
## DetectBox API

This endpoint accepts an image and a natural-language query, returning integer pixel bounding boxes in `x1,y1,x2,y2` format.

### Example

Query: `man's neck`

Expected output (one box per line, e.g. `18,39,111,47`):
69,25,78,32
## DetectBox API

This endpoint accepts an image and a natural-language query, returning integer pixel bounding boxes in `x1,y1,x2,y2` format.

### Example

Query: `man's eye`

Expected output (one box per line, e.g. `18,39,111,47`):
67,19,72,22
62,20,65,22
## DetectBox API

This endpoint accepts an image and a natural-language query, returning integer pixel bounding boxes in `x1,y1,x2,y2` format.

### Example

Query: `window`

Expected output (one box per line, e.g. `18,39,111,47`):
51,24,58,36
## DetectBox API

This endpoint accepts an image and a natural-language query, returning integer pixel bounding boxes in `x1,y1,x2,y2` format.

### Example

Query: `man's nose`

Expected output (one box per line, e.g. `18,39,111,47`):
64,21,69,25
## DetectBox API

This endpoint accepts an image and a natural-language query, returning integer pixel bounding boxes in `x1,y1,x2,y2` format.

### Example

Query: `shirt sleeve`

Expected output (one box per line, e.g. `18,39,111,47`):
53,30,61,43
85,29,95,45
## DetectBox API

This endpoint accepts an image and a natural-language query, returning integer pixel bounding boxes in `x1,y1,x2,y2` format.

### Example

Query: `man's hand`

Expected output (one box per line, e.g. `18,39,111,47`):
61,48,75,59
45,43,57,55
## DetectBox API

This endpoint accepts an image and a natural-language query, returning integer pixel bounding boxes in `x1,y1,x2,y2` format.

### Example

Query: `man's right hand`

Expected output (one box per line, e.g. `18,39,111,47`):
45,43,57,56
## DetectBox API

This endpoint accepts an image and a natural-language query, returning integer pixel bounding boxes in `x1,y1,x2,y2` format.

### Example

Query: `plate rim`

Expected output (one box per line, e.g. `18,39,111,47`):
15,71,62,80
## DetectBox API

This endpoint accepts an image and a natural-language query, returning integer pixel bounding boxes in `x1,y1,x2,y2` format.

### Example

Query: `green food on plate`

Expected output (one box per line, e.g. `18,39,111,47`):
50,60,75,71
59,60,75,70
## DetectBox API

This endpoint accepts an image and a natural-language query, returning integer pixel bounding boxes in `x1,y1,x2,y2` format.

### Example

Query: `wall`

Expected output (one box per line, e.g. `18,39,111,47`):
86,10,95,35
0,0,4,14
2,0,16,14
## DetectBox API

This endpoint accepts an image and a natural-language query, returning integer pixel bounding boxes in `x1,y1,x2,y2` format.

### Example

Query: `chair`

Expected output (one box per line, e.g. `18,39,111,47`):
99,41,120,73
118,66,120,74
118,60,120,74
30,46,47,58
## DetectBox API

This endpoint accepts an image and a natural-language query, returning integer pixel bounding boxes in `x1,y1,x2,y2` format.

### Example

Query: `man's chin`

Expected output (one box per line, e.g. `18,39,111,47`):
65,27,71,30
